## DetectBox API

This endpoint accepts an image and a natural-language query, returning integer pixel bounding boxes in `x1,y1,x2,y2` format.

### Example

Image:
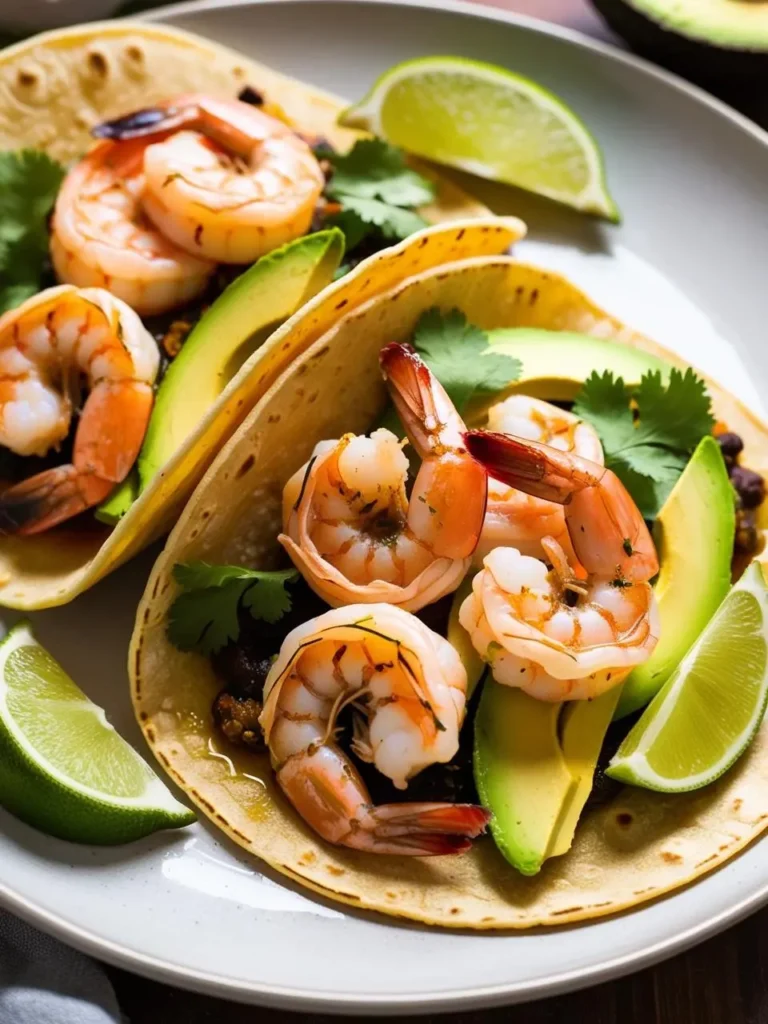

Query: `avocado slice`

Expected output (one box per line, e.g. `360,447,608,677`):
548,687,622,857
474,682,579,876
615,435,735,719
452,560,628,874
483,328,668,403
139,229,344,491
473,680,622,873
94,470,139,527
447,576,486,700
96,229,344,522
592,0,768,86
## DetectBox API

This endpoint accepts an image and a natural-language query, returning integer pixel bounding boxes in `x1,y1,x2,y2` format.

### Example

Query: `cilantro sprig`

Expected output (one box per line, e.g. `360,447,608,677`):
0,150,65,314
320,140,435,250
167,562,299,655
411,308,522,413
573,368,715,518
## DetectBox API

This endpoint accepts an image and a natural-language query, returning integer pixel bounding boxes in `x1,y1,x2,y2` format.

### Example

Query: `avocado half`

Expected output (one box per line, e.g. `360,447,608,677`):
591,0,768,85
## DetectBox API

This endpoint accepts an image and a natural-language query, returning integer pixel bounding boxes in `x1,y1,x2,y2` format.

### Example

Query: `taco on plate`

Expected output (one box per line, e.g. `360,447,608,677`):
0,21,518,610
130,252,768,929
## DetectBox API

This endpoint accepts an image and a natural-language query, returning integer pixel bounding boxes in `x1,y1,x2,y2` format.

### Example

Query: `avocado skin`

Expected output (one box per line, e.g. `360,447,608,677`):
592,0,768,88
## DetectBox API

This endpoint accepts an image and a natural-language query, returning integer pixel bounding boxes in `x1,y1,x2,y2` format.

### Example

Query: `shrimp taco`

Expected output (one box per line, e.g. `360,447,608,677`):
0,21,517,610
130,252,768,929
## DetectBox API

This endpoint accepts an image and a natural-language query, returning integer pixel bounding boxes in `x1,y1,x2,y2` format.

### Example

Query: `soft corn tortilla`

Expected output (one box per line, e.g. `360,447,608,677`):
131,257,768,929
0,21,516,609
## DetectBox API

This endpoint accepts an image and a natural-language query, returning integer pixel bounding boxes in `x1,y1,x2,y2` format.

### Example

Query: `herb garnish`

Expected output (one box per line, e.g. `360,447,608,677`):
320,140,435,250
411,308,522,414
573,368,715,518
167,562,298,655
0,150,65,314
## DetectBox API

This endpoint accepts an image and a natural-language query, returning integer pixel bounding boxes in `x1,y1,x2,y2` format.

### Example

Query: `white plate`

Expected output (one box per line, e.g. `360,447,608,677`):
2,0,768,1013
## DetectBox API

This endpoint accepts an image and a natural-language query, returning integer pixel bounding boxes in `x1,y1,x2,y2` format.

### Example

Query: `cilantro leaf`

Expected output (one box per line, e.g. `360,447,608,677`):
167,562,298,655
411,308,522,413
0,150,65,314
327,196,428,246
634,368,715,453
322,139,436,207
573,367,715,518
320,139,434,251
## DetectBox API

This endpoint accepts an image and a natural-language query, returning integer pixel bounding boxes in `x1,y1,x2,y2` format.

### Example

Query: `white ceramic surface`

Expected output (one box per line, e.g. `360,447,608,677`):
2,0,768,1013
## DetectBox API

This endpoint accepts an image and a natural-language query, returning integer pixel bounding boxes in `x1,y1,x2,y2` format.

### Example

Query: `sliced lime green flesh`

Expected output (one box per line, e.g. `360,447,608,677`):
0,622,195,844
608,562,768,792
616,436,735,719
341,57,618,220
137,228,345,493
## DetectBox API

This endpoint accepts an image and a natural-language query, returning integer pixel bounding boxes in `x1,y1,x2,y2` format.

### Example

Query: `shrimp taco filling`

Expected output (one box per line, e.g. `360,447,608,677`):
159,299,768,877
0,73,465,539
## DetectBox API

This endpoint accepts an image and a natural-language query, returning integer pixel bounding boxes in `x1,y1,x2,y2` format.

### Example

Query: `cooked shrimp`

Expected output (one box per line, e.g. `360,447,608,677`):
474,396,603,567
280,343,487,612
92,94,325,264
0,285,159,534
460,543,659,700
259,604,489,855
459,431,660,701
465,431,658,582
51,137,216,317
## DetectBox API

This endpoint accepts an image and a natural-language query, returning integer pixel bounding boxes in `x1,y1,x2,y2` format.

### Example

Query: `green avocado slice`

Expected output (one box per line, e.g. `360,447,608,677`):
482,327,668,404
450,579,618,875
96,229,344,524
592,0,768,85
615,435,735,719
474,682,578,876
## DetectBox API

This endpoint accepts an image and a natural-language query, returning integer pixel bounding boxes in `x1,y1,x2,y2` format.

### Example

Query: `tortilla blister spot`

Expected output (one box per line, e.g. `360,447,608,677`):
131,255,768,929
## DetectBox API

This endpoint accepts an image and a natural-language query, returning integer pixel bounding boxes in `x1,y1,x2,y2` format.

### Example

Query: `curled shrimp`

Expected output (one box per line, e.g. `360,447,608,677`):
459,432,660,701
51,137,216,317
465,431,658,582
259,603,490,855
91,94,325,265
474,396,603,567
0,285,159,534
279,343,487,612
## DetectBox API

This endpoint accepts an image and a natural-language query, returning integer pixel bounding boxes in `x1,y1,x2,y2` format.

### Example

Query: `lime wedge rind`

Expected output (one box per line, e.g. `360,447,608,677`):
608,562,768,793
340,55,619,222
0,622,195,844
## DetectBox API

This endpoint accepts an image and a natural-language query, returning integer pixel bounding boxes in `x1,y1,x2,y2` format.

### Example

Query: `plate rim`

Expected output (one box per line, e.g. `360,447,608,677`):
3,0,768,1012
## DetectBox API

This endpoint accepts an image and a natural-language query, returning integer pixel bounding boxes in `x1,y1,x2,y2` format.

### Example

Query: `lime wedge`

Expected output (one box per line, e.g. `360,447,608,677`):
340,56,618,221
608,562,768,792
0,622,195,844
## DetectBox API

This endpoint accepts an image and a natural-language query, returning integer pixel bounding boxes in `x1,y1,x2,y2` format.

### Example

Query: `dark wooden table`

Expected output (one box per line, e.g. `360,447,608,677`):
94,2,766,1021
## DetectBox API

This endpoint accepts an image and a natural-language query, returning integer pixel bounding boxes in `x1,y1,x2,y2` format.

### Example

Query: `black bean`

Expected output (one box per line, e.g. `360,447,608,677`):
731,465,765,509
716,431,744,461
210,645,273,700
237,86,264,106
736,507,760,554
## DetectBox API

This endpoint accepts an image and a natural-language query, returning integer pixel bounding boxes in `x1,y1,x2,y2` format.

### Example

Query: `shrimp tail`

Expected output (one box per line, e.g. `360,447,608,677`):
362,802,490,856
0,466,113,535
368,802,491,838
92,106,190,141
466,430,659,582
379,342,442,455
464,430,571,502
